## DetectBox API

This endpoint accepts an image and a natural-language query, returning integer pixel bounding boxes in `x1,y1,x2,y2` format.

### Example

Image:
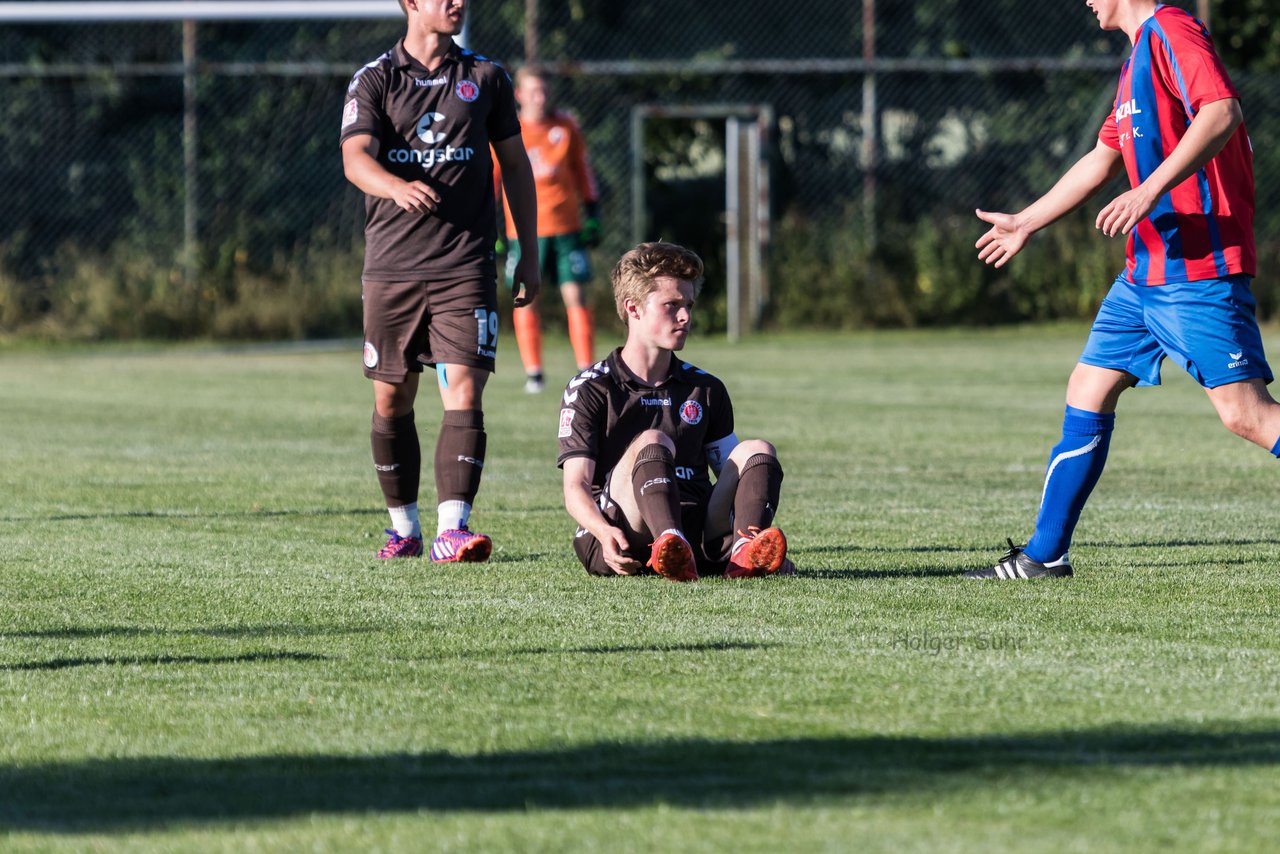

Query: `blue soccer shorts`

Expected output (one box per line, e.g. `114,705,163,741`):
1079,274,1274,389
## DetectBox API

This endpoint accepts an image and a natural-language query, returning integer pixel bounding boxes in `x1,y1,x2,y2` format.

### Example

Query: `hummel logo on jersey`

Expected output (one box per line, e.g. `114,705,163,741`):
414,76,448,87
641,397,671,406
640,477,671,494
457,455,484,468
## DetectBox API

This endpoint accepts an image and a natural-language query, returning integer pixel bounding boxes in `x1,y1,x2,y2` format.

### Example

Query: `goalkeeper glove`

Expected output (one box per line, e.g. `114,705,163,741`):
581,202,602,248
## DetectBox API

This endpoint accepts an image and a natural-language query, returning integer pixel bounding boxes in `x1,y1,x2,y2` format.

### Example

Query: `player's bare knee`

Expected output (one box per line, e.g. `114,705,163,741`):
374,386,415,417
729,439,777,464
633,429,675,453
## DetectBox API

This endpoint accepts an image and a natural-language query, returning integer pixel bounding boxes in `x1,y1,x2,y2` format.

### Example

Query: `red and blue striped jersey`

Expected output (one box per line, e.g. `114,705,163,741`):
1097,5,1254,286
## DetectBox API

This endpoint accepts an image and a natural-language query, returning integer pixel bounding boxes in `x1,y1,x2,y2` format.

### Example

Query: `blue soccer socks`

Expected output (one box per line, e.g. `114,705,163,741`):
1024,406,1116,564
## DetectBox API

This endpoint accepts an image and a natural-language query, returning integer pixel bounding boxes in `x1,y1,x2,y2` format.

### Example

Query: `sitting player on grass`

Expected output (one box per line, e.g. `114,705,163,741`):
557,241,792,581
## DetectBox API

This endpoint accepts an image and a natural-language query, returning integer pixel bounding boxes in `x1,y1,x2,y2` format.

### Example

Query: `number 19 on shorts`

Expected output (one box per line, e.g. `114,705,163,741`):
474,308,498,359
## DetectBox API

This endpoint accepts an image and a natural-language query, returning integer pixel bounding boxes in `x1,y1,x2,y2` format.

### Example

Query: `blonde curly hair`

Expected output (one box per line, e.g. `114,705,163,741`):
611,242,704,323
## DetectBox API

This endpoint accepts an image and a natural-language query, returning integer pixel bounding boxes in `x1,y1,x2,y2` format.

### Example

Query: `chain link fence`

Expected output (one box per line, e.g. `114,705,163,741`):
1,0,1275,338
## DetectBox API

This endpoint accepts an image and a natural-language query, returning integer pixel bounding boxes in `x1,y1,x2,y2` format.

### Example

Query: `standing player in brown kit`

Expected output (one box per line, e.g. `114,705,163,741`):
558,242,792,581
340,0,540,561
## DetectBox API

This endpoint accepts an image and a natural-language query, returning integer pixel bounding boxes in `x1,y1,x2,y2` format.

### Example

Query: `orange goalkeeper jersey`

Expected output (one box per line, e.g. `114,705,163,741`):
495,111,599,239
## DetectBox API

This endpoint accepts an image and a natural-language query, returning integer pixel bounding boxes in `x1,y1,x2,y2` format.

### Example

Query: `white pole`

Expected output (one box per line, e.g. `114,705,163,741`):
0,2,403,23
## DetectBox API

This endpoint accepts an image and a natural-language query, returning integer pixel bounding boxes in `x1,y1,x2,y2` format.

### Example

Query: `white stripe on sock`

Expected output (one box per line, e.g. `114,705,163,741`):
1039,436,1102,508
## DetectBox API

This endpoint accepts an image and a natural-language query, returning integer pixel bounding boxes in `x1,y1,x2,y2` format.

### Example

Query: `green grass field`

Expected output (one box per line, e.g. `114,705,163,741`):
2,326,1279,852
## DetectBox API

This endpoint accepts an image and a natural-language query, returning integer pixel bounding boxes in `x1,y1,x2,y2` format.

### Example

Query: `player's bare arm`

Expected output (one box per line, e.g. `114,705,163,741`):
976,140,1123,268
562,457,642,574
1096,97,1243,237
493,135,541,307
341,134,441,213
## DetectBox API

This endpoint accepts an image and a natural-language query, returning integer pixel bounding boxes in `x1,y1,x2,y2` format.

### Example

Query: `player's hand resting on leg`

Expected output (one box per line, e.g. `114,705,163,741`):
601,527,642,575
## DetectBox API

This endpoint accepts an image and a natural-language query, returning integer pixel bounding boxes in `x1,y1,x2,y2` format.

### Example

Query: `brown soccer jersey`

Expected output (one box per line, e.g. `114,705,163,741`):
557,349,735,507
340,41,520,281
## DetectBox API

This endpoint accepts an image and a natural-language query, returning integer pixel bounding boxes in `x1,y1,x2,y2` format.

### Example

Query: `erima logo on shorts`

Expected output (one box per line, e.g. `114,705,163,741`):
1229,351,1250,369
363,342,379,368
640,477,671,494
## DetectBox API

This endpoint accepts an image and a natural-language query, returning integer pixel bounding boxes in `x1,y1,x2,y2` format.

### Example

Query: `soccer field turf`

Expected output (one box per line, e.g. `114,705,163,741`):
1,326,1278,852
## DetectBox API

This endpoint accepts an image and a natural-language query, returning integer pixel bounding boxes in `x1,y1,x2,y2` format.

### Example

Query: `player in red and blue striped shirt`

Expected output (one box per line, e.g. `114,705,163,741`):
968,1,1279,579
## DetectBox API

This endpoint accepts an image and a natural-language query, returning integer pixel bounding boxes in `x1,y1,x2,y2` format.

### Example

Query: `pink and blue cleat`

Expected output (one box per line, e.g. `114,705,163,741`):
430,527,493,563
377,530,424,560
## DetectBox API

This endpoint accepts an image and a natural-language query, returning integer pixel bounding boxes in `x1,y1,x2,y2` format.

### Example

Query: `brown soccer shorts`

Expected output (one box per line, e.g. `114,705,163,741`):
361,276,499,382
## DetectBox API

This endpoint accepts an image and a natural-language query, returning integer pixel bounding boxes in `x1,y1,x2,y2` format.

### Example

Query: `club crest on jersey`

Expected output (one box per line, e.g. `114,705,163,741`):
679,400,703,425
455,80,480,102
363,342,379,368
559,408,576,438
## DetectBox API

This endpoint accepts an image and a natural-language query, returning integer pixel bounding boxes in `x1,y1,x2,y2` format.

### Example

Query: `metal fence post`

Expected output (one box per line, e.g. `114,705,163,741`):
861,0,877,255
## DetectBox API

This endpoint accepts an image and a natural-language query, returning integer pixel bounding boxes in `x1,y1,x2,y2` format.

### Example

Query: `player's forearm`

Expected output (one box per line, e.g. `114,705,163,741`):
564,480,612,539
1018,146,1122,234
499,154,539,253
1135,98,1242,202
343,150,409,200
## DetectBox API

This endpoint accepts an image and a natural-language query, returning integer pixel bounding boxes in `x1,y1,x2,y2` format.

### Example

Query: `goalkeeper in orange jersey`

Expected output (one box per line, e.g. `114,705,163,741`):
494,67,601,393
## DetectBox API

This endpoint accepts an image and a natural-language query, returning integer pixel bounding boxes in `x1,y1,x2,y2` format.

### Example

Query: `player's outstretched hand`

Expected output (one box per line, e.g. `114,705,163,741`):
510,251,541,307
975,209,1030,268
1096,185,1157,238
391,180,441,214
601,527,642,575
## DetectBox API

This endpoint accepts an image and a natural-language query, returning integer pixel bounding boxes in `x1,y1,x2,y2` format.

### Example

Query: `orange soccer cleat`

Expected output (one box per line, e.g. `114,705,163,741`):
646,531,698,582
724,526,788,579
